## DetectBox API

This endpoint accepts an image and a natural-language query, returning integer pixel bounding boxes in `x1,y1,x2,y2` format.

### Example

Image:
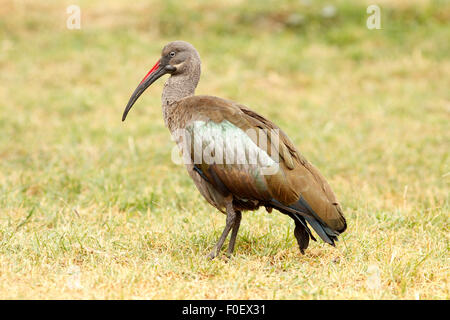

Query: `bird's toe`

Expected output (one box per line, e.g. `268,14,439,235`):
206,250,217,260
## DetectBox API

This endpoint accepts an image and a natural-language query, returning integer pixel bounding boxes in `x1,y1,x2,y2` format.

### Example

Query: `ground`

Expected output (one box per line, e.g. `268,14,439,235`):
0,0,448,299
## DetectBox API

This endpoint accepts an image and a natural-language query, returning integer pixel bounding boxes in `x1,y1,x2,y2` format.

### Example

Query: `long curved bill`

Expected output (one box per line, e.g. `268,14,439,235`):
122,59,168,122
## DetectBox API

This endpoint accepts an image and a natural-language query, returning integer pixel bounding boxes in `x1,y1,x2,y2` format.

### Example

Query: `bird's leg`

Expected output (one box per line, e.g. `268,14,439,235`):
227,210,242,257
207,201,237,260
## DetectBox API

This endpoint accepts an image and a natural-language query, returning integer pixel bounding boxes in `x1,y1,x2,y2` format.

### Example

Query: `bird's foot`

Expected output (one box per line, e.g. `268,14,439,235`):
225,249,235,259
206,249,218,260
206,251,233,262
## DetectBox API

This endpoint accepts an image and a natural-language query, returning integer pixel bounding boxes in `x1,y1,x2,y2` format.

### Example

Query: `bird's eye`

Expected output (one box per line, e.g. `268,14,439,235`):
169,51,176,57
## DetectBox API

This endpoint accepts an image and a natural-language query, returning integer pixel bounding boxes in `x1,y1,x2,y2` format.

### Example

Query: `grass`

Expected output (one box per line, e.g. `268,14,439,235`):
0,0,448,299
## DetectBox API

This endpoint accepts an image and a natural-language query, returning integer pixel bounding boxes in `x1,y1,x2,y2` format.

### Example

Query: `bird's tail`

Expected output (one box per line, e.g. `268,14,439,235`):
271,196,346,248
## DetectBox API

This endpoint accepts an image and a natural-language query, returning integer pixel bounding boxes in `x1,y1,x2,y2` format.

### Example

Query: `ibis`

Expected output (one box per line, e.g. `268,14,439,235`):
122,41,347,259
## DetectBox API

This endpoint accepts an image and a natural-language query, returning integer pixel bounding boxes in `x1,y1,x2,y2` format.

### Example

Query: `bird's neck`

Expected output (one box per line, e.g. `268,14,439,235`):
162,68,200,128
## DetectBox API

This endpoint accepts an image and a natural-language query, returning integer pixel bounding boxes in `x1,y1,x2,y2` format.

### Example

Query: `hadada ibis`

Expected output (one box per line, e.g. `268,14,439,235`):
122,41,347,259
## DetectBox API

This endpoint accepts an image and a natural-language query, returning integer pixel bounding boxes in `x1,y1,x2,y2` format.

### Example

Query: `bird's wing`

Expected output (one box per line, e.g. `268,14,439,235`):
173,95,346,234
183,110,275,201
237,104,346,233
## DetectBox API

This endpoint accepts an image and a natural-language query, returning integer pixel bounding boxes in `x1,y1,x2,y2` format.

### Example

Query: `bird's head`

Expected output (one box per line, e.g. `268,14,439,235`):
122,40,200,121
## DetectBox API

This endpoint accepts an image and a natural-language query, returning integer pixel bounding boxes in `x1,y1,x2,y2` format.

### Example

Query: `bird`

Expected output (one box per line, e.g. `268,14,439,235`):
122,40,347,259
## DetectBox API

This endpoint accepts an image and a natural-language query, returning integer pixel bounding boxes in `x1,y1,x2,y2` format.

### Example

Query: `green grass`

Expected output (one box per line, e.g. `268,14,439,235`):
0,0,448,299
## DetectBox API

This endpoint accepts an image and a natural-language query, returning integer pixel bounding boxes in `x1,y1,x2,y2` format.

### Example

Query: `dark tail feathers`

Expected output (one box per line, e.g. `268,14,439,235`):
270,197,342,247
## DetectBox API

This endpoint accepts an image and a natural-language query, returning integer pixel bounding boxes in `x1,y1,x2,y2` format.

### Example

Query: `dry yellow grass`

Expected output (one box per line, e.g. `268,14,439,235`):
0,0,448,299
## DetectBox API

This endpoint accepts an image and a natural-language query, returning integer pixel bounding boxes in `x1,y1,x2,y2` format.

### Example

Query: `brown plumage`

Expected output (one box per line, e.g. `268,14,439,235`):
122,41,347,259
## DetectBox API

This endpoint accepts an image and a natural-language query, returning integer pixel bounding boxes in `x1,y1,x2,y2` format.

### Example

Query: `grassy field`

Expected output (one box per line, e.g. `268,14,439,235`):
0,0,448,299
